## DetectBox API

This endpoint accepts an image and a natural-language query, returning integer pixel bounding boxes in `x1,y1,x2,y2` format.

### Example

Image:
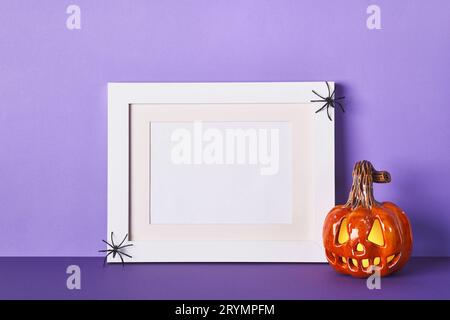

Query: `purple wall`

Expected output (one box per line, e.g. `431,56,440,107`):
0,0,449,256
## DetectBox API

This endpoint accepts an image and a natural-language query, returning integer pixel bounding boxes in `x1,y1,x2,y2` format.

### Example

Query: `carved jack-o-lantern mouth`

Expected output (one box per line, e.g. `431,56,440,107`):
325,250,401,273
323,161,413,278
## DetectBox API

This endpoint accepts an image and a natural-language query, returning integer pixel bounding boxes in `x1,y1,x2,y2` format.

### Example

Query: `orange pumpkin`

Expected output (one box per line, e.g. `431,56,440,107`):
323,160,412,277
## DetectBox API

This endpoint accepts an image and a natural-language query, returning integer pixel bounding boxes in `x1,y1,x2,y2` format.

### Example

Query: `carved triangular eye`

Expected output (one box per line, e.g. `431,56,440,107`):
337,218,349,244
368,219,385,246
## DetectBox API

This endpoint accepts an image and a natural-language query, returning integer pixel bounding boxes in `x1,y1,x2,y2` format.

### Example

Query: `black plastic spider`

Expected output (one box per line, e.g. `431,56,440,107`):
99,232,133,266
311,81,345,121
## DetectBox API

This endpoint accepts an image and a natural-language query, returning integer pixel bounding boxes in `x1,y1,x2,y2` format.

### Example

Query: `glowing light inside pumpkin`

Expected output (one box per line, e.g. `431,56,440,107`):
387,254,395,263
368,219,385,246
362,259,369,268
334,217,398,271
338,218,349,244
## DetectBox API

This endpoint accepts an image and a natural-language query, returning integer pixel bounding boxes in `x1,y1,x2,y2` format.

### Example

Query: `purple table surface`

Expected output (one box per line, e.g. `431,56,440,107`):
0,257,448,300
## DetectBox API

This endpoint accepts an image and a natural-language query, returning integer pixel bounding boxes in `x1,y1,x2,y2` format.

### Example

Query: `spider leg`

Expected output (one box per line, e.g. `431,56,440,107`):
117,252,125,267
118,233,129,247
335,96,345,101
312,90,326,100
118,251,132,259
326,82,331,97
326,105,332,121
103,250,114,266
110,232,115,247
98,249,113,253
315,103,328,113
118,244,133,249
331,87,336,99
310,99,326,102
102,239,115,249
334,101,345,112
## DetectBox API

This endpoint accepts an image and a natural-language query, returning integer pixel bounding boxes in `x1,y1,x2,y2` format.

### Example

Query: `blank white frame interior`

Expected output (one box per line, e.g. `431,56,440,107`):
108,82,335,262
149,120,293,225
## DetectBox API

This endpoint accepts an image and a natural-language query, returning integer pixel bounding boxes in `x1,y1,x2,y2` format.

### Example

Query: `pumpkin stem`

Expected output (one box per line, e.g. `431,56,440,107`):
345,160,391,209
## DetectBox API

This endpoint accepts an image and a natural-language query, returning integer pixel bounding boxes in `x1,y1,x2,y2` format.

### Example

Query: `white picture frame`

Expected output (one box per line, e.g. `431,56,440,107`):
107,82,334,262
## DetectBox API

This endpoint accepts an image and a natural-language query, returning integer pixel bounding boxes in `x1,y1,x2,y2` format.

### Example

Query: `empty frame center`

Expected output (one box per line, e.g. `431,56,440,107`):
150,121,293,224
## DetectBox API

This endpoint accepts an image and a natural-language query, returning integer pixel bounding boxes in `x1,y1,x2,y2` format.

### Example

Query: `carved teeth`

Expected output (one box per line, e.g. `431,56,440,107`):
362,259,369,268
332,254,397,271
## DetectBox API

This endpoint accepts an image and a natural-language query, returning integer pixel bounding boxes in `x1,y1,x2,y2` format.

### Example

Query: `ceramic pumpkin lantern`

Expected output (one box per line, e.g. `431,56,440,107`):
323,160,412,277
